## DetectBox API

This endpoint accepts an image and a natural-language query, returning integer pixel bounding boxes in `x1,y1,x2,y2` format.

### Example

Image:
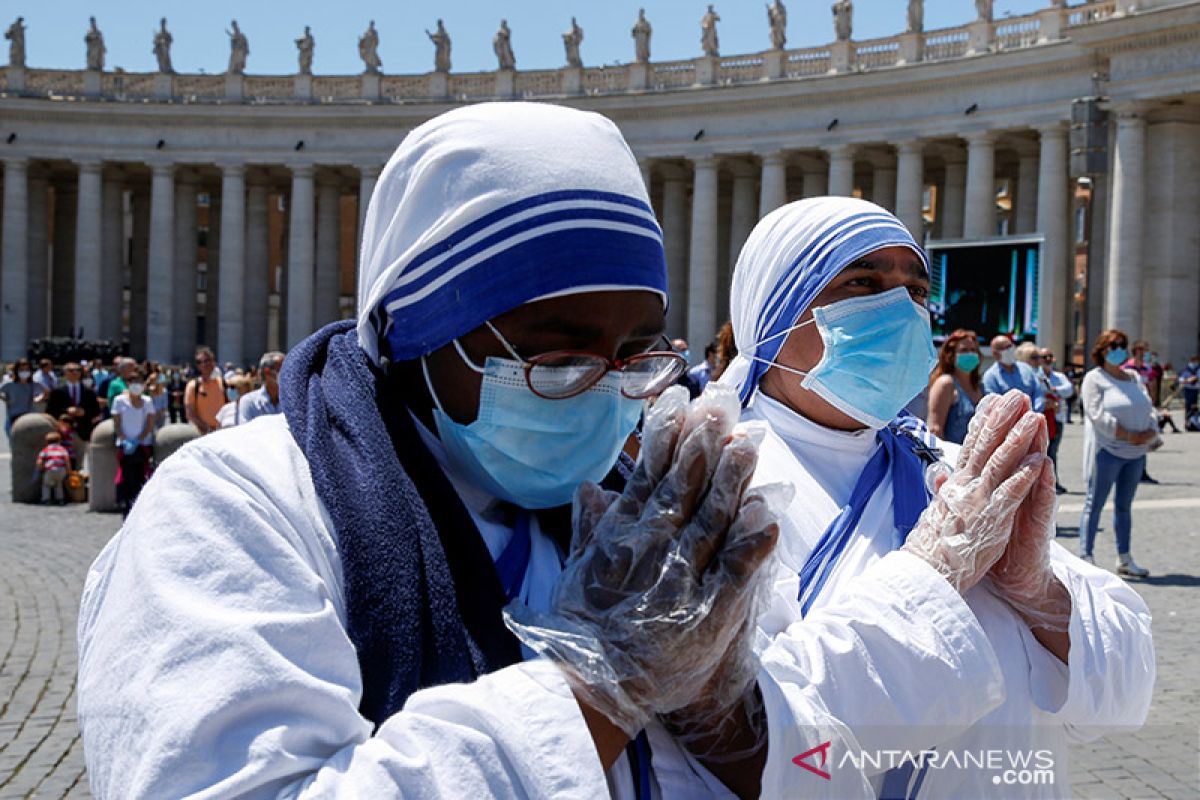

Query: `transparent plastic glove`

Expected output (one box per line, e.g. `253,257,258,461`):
504,384,784,737
901,390,1048,595
989,454,1072,632
659,482,792,763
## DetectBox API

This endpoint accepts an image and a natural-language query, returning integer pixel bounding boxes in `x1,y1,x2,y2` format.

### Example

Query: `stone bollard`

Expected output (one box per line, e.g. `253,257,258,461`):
10,413,56,504
89,419,119,513
155,423,200,466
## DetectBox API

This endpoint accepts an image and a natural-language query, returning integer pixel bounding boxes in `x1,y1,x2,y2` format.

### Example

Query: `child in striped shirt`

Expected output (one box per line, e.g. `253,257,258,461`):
36,431,71,505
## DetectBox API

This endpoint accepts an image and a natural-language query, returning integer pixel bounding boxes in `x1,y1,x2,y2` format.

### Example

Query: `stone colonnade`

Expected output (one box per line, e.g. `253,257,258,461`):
1,159,378,365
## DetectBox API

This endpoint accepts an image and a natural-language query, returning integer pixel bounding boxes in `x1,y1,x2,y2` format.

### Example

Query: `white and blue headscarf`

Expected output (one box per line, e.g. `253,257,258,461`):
724,197,929,405
357,102,668,363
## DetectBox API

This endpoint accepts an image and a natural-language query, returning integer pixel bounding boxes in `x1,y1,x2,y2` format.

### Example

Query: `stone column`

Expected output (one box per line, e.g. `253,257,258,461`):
26,175,49,343
146,163,176,363
71,161,104,341
357,164,381,256
639,160,654,194
895,140,926,240
729,165,759,269
129,189,149,356
51,181,78,337
1015,150,1039,234
204,192,220,349
217,164,247,366
686,156,720,351
1035,124,1070,358
1104,109,1145,335
661,170,690,337
871,160,898,213
1,158,29,359
827,145,855,197
963,131,997,239
243,179,270,362
802,168,828,199
287,165,316,348
99,174,124,342
315,176,342,328
942,153,967,239
172,173,198,361
758,151,789,219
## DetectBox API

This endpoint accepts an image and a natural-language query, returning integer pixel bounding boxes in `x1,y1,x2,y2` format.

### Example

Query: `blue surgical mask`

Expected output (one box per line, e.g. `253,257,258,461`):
422,349,643,509
226,387,239,401
1107,347,1128,366
753,286,937,429
955,352,981,373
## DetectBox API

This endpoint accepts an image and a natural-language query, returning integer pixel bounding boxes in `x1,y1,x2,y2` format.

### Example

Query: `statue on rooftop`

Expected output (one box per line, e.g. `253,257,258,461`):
833,0,853,42
295,26,314,75
5,17,26,68
226,20,249,76
153,18,173,74
85,17,105,71
975,0,994,23
427,20,451,73
563,18,584,68
700,5,720,58
632,9,652,63
359,21,382,75
494,20,515,70
907,0,924,34
767,1,787,51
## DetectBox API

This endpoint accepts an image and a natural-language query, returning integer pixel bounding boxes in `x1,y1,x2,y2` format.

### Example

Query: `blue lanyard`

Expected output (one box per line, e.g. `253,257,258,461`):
494,512,532,602
624,730,652,800
495,516,651,797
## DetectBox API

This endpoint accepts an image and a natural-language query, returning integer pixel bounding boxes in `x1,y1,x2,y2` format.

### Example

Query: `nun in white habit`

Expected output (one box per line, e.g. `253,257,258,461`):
723,197,1155,798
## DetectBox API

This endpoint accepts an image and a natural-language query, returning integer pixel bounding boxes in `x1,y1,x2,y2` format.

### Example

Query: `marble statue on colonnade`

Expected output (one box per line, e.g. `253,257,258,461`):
767,0,787,50
153,18,173,74
226,20,249,75
427,20,451,73
295,26,314,75
494,20,515,70
563,17,584,68
85,17,105,71
907,0,924,34
359,20,382,75
5,16,25,68
632,9,652,63
975,0,994,23
700,5,720,57
833,0,853,42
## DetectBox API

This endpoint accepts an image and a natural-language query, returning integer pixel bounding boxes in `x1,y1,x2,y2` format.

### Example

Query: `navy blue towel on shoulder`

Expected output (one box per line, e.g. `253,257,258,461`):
281,321,522,726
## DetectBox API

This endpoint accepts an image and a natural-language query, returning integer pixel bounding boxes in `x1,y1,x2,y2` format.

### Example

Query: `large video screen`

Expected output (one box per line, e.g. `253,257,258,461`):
926,237,1043,341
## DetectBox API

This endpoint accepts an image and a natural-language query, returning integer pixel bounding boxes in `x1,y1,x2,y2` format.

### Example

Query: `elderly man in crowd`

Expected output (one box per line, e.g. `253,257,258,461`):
982,334,1044,410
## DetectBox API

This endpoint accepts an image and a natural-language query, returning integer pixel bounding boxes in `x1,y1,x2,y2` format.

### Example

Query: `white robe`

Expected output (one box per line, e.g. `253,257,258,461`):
78,414,1024,799
745,391,1156,798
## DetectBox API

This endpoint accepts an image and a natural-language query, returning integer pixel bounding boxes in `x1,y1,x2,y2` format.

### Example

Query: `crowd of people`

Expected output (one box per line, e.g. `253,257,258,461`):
69,103,1155,799
1,347,285,513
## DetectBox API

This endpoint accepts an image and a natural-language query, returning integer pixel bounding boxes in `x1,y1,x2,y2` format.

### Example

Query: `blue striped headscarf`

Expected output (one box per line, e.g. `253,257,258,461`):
357,102,668,363
724,197,929,405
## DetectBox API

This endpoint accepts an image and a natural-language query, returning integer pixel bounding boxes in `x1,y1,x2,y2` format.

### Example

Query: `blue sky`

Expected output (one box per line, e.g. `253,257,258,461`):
18,1,1050,75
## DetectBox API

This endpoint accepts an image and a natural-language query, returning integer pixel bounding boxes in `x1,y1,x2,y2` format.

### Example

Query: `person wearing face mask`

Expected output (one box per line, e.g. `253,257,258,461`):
215,374,254,429
1,358,47,444
1078,330,1159,577
227,350,286,426
1180,354,1200,428
110,366,156,516
78,103,858,799
1033,348,1074,494
982,334,1045,411
719,197,1154,797
926,328,983,444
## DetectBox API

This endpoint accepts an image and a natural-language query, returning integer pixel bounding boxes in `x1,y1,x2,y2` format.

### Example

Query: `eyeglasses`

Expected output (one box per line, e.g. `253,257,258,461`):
461,320,687,400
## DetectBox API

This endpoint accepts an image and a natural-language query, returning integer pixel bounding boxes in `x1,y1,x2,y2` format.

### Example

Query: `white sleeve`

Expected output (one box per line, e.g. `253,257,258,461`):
1052,372,1074,399
77,430,609,800
757,551,1005,796
1080,371,1120,439
1020,544,1155,740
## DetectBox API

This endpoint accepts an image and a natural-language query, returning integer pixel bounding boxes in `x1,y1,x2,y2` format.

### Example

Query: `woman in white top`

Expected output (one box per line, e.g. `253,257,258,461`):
110,366,156,516
1078,329,1159,576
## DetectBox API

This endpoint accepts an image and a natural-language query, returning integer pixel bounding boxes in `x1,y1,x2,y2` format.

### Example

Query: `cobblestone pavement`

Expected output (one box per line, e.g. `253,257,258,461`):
1,409,1197,798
